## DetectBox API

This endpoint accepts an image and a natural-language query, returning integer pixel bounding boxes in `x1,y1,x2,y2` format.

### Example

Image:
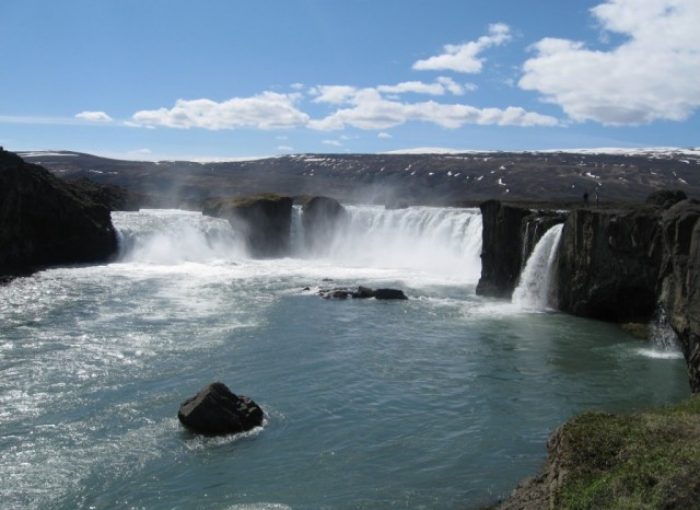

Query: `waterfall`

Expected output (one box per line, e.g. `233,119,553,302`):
649,308,681,351
111,206,483,281
295,205,483,282
512,223,564,310
112,209,246,264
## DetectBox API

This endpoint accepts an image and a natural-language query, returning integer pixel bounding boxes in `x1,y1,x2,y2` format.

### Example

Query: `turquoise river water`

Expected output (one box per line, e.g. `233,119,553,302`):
0,207,689,509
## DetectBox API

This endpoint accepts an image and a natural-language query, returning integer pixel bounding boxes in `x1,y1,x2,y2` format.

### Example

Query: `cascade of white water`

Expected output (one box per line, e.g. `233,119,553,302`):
112,209,246,264
512,223,564,310
649,307,681,351
296,205,483,282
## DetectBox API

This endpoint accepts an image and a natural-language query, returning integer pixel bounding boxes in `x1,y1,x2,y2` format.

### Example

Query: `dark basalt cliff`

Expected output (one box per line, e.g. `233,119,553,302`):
556,207,663,322
476,200,531,298
658,200,700,391
478,197,700,392
301,196,347,252
476,200,565,299
203,194,293,258
0,149,118,279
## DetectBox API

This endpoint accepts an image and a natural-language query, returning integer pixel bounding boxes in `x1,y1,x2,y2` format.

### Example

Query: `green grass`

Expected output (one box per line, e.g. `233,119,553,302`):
555,395,700,509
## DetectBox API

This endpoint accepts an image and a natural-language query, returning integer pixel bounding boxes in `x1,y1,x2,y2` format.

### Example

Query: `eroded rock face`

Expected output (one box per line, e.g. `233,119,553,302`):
177,382,264,436
659,200,700,391
556,207,663,322
301,196,347,251
476,200,532,298
204,194,293,258
0,149,118,279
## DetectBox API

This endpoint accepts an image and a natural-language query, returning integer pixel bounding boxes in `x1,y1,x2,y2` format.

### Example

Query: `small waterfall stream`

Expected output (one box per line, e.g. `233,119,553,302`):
512,223,564,310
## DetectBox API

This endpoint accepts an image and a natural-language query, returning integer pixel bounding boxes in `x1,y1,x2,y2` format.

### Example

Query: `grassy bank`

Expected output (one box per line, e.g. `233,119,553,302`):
495,395,700,509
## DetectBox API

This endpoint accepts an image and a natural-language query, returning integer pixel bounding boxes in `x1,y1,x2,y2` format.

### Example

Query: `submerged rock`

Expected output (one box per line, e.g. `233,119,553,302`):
0,149,118,279
203,194,293,258
177,382,264,436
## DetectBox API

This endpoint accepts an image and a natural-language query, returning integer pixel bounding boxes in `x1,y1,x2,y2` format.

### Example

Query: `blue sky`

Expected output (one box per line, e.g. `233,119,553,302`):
0,0,698,159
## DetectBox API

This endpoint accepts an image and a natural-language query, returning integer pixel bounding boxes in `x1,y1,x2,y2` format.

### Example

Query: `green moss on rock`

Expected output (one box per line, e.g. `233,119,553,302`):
496,396,700,510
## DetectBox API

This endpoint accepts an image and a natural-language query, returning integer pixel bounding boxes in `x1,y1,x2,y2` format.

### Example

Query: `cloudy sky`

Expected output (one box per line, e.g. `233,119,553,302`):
0,0,698,159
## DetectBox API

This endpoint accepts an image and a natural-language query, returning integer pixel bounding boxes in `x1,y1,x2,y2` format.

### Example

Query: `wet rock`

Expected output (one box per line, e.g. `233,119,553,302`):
374,288,408,300
318,286,408,300
203,194,293,258
556,207,662,322
476,200,532,298
177,382,264,436
354,286,375,299
301,196,347,251
658,199,700,391
0,149,118,279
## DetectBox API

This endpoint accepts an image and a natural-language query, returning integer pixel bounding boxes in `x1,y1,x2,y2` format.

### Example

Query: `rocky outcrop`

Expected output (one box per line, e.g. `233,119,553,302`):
318,286,408,300
646,189,687,209
495,396,700,510
204,194,293,257
177,382,264,436
477,201,565,298
0,149,118,279
66,177,143,211
658,200,700,391
476,201,531,298
301,196,347,250
555,207,663,322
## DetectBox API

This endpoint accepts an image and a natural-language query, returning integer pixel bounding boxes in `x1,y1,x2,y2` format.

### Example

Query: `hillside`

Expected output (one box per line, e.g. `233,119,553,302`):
17,149,700,207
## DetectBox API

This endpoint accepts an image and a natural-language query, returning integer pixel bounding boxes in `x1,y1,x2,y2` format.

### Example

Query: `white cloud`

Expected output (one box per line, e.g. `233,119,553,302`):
378,132,392,139
322,139,343,146
131,92,309,130
376,80,445,96
308,89,558,131
277,145,294,151
413,23,511,73
310,85,359,104
519,0,700,125
290,82,305,90
75,111,113,122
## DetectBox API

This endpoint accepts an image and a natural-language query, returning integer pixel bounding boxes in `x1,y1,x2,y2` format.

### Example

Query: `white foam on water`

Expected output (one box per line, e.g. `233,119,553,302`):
113,209,247,264
224,504,292,510
636,348,684,360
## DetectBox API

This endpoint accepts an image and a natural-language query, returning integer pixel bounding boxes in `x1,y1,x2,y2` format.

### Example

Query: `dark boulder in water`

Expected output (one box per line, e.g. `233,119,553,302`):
177,382,264,436
318,286,408,300
203,193,293,258
374,288,408,300
0,148,118,279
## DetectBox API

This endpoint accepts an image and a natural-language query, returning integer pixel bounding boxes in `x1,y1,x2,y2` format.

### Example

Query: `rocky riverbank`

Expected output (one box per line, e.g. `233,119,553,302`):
492,396,700,510
0,148,119,280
